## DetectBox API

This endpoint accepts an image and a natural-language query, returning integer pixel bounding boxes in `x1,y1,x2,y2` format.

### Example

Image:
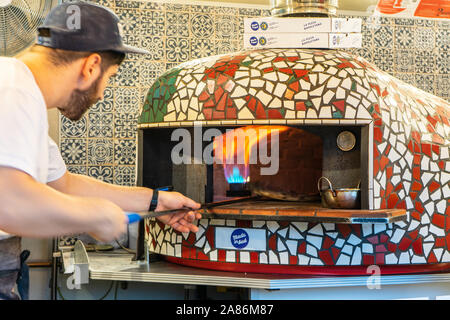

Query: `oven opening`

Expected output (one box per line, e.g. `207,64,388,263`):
138,124,369,212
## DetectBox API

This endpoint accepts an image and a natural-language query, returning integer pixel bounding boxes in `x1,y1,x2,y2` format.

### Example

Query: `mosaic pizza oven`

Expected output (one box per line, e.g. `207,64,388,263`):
136,48,450,275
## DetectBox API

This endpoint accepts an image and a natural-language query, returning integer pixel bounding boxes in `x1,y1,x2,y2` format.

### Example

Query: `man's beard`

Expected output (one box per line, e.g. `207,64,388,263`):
58,75,102,121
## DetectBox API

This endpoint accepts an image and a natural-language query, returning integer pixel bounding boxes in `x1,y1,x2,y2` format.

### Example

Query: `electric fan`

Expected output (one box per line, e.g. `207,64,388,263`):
0,0,59,56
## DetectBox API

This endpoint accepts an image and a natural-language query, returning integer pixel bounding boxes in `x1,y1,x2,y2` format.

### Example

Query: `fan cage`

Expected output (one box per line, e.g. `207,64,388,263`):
0,0,59,56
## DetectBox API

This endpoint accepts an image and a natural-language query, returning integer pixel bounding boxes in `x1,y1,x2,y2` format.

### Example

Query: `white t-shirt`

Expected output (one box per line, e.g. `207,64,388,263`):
0,57,67,240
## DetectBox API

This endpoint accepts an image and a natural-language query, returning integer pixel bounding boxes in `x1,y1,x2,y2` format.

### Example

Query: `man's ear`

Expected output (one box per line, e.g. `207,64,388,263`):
77,53,102,90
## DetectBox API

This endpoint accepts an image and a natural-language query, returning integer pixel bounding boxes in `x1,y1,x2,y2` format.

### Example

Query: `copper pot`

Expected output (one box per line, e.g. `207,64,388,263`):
317,177,360,209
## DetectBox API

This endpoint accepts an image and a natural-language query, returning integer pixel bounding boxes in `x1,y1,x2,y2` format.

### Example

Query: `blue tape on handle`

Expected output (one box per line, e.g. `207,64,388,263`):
126,212,141,224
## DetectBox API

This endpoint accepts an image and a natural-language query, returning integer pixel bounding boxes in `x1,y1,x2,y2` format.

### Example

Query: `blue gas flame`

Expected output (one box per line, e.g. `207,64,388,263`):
227,166,247,184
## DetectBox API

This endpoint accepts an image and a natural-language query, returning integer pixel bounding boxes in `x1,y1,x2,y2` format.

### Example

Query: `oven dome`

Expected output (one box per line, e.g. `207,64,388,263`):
138,48,449,152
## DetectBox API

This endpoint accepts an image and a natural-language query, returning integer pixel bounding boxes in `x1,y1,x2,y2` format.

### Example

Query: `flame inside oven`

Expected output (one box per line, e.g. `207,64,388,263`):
213,125,289,184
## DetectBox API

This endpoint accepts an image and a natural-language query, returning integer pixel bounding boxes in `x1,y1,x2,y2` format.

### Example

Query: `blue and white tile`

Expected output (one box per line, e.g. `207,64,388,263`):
414,74,435,94
215,40,239,55
436,49,449,74
435,74,449,99
414,27,435,50
88,165,114,183
166,12,190,37
114,139,136,165
114,0,139,9
114,112,138,139
394,26,414,49
60,138,87,165
114,87,140,114
373,25,393,48
115,60,139,87
436,28,450,51
114,165,136,186
414,50,435,74
215,15,238,39
190,13,214,38
191,38,215,59
138,60,166,88
88,138,114,165
141,36,165,61
61,115,87,138
166,37,190,62
115,8,138,33
372,47,394,73
67,165,87,175
88,112,114,138
140,10,166,36
394,49,415,73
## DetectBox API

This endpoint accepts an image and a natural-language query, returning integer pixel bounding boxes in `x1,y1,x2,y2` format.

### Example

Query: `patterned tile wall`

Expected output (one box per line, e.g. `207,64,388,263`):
59,0,449,185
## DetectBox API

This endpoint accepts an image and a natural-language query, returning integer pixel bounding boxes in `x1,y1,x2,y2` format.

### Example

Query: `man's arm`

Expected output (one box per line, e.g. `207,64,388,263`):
0,167,126,240
47,171,202,233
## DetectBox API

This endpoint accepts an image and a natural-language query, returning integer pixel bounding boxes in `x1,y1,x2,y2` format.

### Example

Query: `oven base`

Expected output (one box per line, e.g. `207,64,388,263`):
165,256,450,276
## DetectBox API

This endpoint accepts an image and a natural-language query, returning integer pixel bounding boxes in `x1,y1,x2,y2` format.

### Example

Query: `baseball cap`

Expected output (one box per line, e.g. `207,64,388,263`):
37,1,149,55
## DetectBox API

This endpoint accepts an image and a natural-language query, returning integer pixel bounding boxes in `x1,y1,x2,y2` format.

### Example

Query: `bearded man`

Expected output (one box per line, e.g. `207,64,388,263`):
0,2,201,299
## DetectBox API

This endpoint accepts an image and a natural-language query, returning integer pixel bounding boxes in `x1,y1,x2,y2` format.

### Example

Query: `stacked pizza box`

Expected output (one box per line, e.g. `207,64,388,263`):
243,17,362,49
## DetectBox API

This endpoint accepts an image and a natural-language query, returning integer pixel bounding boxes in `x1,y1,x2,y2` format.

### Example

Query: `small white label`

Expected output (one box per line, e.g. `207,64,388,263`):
215,227,266,251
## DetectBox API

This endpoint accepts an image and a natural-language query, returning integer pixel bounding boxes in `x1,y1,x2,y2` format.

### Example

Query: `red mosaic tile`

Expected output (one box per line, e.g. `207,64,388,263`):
428,181,440,193
432,213,445,229
375,244,387,252
296,101,306,111
435,237,446,247
388,242,397,253
217,73,228,86
216,93,227,111
415,201,424,213
199,90,210,102
323,236,334,249
319,250,333,265
331,247,340,261
337,224,352,238
256,102,267,119
332,100,345,113
411,211,421,221
268,234,277,251
373,159,380,175
421,143,432,157
197,250,209,260
399,237,412,251
375,253,385,264
380,234,389,243
250,252,259,264
374,126,383,143
367,235,379,244
213,111,225,120
218,249,226,262
363,254,375,265
206,227,215,248
297,241,306,254
289,255,298,265
380,156,389,171
388,193,399,208
293,69,309,78
248,97,256,111
412,238,423,255
226,107,237,119
409,230,419,240
267,109,283,119
214,86,224,102
428,251,438,263
412,181,423,191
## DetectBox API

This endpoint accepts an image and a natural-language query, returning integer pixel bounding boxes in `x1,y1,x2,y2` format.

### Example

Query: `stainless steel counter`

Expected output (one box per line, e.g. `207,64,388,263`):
86,251,450,291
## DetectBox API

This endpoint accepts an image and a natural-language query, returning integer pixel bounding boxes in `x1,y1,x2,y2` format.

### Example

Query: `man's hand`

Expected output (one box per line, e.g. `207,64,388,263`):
155,191,202,233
